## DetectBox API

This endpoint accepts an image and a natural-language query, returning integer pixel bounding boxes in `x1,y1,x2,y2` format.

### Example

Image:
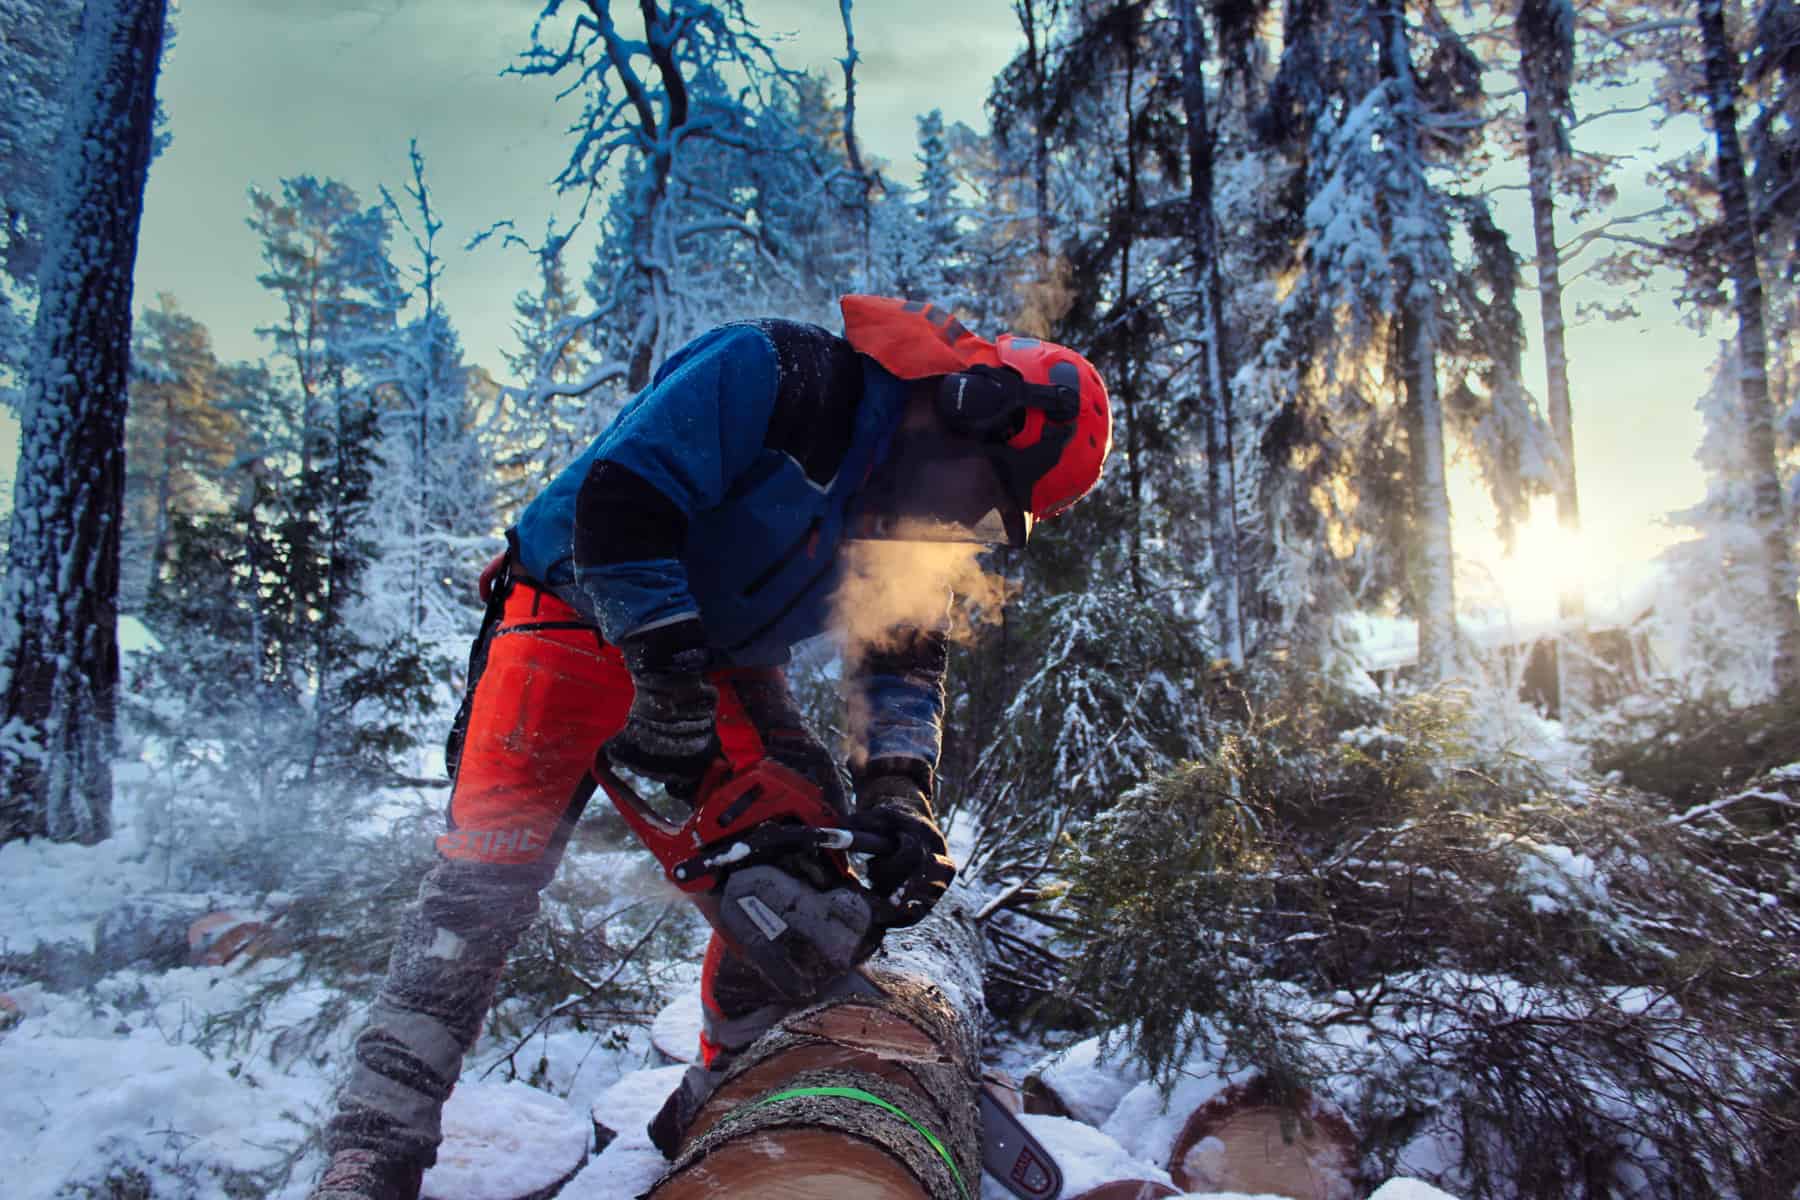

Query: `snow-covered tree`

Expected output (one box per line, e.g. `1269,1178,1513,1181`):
0,0,80,405
511,0,829,390
0,0,168,846
488,222,613,524
1181,1,1246,671
1695,0,1800,694
1251,0,1552,679
1515,0,1582,567
361,143,497,656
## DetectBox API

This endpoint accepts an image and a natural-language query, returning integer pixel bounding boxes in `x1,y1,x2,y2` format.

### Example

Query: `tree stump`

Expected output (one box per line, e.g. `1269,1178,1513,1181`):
649,986,703,1065
648,887,986,1199
1166,1076,1358,1200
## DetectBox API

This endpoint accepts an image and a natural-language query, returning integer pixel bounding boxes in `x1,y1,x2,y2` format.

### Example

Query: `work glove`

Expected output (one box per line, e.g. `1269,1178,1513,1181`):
309,1148,423,1200
605,617,720,794
847,759,957,928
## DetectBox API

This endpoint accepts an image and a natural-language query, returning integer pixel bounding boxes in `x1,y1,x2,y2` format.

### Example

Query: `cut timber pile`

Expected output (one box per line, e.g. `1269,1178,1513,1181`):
648,887,986,1199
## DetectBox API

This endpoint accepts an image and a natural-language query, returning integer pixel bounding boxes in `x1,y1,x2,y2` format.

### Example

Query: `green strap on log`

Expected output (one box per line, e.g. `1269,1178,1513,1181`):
744,1084,972,1200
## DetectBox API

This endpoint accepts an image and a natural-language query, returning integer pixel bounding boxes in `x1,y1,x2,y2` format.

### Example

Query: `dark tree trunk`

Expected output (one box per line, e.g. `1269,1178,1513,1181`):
1377,0,1457,681
1518,0,1587,712
1180,1,1246,670
1697,0,1800,695
1519,9,1581,588
0,0,168,846
651,890,987,1199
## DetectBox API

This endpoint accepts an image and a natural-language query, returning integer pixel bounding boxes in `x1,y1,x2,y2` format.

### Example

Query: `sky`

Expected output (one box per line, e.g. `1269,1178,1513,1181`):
5,0,1735,627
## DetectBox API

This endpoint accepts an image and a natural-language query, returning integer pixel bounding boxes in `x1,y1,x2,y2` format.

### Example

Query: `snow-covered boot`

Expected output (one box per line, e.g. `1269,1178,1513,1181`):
308,1148,424,1200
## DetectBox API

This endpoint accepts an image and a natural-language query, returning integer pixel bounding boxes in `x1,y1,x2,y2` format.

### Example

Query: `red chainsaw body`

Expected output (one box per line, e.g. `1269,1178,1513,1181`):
595,757,847,893
595,757,884,1002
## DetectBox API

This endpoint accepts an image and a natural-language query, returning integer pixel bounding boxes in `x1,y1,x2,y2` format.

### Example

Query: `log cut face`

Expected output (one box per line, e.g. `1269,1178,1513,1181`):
1168,1077,1358,1199
651,888,986,1200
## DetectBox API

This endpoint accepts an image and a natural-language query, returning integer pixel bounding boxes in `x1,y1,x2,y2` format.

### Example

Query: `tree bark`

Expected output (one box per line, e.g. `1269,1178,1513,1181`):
1518,1,1582,598
0,0,167,846
650,889,986,1200
1697,0,1800,696
1378,0,1458,682
1518,0,1588,715
1180,1,1246,671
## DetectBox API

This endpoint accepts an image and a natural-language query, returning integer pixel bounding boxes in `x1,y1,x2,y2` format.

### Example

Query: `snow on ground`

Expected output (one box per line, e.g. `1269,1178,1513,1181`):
425,1081,591,1200
1102,1062,1258,1166
1029,1034,1151,1127
1000,1114,1172,1197
0,779,1473,1199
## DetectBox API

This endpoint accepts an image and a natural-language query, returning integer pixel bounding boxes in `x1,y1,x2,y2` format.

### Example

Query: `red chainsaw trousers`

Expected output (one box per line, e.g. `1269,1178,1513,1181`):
442,579,801,1066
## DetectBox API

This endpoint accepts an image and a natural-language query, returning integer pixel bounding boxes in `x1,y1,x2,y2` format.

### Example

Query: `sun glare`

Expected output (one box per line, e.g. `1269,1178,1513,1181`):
1460,505,1601,626
1459,500,1681,628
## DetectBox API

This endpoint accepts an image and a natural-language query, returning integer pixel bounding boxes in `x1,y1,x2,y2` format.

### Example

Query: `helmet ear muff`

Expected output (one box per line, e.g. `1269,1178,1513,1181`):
936,365,1024,440
936,364,1079,441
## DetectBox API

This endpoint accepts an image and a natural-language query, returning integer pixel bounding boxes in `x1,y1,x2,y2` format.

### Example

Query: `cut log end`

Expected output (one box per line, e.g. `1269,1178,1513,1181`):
649,890,986,1200
651,1127,928,1199
1169,1077,1358,1200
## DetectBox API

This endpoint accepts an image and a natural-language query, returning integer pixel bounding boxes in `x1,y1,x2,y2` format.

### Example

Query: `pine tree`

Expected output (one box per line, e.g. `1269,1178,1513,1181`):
237,176,429,786
121,295,242,612
0,0,168,846
1516,0,1582,594
490,222,612,524
363,143,496,657
1253,0,1550,680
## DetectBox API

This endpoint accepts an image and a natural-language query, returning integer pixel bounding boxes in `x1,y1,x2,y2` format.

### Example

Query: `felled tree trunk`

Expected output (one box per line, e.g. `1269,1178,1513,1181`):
649,888,986,1200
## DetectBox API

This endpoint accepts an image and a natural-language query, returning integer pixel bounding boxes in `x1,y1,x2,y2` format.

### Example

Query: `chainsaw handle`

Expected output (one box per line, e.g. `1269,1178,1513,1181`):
811,826,897,857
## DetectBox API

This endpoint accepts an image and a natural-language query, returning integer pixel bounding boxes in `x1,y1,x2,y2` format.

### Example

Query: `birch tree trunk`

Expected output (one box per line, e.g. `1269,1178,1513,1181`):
650,890,987,1199
1697,0,1800,696
0,0,167,846
1180,1,1246,671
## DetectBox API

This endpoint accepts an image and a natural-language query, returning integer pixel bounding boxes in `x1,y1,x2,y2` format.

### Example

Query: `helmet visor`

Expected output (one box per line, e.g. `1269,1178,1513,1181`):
851,424,1031,548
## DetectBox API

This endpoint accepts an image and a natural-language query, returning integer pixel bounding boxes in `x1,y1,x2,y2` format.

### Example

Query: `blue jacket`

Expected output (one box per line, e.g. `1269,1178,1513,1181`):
511,320,945,770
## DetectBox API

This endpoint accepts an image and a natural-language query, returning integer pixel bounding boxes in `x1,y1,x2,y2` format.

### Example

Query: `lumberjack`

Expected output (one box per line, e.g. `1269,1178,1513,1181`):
307,295,1112,1200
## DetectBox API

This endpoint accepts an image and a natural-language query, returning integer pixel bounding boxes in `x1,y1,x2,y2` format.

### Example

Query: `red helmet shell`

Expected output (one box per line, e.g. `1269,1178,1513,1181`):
995,334,1112,518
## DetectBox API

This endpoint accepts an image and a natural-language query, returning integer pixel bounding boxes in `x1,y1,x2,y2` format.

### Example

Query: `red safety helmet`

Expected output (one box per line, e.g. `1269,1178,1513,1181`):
841,296,1111,544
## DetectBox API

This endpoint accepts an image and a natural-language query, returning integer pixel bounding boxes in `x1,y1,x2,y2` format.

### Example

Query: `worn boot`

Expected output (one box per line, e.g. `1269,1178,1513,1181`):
309,1148,424,1200
647,1061,730,1158
320,861,547,1191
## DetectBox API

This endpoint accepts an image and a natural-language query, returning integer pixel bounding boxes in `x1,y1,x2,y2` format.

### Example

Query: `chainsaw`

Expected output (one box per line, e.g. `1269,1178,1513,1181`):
594,756,895,1003
593,756,1066,1200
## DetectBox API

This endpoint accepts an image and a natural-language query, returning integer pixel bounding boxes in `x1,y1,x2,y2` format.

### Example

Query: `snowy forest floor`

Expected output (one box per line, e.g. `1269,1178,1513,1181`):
3,779,1465,1200
3,625,1796,1198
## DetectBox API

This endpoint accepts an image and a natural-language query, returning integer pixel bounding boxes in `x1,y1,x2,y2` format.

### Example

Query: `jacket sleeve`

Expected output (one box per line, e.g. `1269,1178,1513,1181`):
571,325,781,644
849,626,949,783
